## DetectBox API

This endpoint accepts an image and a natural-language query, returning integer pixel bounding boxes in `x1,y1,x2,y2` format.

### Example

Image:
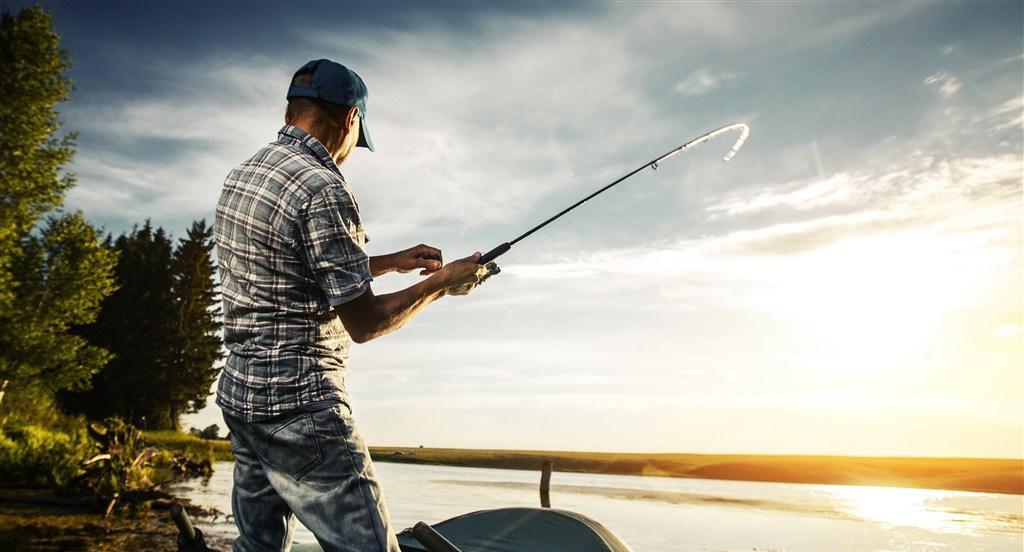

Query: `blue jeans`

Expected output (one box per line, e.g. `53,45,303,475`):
223,403,400,552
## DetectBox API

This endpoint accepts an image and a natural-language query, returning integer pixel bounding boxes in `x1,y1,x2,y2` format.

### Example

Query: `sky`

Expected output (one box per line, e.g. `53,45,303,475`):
10,1,1022,458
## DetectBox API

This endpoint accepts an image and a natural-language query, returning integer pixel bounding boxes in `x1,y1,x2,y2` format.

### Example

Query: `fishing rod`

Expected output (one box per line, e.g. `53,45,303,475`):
476,123,750,267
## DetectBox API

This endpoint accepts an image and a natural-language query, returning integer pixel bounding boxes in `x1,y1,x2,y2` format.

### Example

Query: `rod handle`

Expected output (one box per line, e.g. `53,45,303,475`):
411,521,463,552
170,503,196,542
478,242,511,264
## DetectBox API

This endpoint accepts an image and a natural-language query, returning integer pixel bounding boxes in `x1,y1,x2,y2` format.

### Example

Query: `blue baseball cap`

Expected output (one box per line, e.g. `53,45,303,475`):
287,59,374,151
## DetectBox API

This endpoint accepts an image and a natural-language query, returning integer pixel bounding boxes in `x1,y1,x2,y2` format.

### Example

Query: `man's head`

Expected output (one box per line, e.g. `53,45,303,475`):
284,59,374,165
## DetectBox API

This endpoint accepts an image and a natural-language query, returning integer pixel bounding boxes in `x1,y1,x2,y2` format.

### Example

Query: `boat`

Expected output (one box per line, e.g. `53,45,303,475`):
173,504,635,552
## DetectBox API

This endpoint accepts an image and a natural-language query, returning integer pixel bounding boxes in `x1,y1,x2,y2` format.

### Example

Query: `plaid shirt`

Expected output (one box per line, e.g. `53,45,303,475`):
214,125,373,422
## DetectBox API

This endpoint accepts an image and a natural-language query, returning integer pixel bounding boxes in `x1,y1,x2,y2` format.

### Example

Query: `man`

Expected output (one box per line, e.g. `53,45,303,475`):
214,59,489,552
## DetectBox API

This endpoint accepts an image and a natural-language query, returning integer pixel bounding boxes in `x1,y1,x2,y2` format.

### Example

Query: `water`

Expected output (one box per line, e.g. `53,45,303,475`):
171,461,1023,551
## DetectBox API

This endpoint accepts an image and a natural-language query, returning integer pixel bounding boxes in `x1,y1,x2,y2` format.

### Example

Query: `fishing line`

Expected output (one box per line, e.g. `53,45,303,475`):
477,123,751,269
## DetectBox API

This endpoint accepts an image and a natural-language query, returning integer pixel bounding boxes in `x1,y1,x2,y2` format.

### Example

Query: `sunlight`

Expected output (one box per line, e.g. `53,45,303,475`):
769,227,1005,376
834,486,972,535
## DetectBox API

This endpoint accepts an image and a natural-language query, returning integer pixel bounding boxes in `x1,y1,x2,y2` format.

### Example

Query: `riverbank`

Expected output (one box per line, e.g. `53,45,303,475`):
370,447,1024,495
0,430,232,551
0,489,229,551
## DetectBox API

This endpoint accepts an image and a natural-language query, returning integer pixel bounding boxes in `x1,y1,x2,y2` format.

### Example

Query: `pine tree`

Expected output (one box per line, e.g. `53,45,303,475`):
61,221,223,430
168,220,223,427
0,6,117,421
60,223,177,428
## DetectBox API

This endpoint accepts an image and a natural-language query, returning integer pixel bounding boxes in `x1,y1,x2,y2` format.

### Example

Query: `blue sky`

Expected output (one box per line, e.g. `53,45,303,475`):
12,1,1022,457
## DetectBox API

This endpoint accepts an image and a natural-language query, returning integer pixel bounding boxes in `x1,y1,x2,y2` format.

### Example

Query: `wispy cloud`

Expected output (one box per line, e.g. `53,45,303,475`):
983,95,1024,132
924,71,963,97
674,68,735,96
499,149,1021,278
708,173,860,217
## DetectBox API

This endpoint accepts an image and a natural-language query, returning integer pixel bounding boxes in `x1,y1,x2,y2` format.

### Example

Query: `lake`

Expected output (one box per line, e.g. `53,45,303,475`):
170,461,1023,551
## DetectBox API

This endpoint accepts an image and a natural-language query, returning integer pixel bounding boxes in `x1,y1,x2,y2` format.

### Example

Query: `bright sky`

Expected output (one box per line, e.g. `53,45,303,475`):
19,1,1023,458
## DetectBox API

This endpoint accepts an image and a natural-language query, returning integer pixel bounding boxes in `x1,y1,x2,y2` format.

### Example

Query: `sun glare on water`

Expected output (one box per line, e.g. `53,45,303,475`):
830,486,1021,536
839,486,960,533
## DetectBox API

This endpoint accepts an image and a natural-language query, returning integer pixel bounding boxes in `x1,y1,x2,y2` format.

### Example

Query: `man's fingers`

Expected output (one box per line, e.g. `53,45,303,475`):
417,258,442,272
415,244,442,262
417,259,441,275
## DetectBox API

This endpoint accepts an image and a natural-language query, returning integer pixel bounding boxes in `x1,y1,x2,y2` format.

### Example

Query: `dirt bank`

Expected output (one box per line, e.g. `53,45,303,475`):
0,489,230,551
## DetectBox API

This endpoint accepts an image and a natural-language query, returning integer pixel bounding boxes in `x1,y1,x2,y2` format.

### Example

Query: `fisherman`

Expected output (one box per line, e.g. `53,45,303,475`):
214,59,488,552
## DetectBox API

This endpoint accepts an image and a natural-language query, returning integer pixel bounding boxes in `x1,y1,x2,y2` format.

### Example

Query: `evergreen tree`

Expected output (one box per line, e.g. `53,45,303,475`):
61,221,223,430
60,223,177,428
168,220,223,427
0,6,117,421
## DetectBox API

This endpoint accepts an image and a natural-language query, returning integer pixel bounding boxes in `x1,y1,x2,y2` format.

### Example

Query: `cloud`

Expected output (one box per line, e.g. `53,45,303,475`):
59,2,931,242
62,57,292,230
924,71,963,97
706,150,1020,220
495,149,1022,281
673,68,735,96
707,172,861,217
983,95,1024,133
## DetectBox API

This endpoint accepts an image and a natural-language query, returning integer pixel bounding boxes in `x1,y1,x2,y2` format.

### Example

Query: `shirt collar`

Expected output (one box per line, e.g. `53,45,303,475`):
277,125,344,177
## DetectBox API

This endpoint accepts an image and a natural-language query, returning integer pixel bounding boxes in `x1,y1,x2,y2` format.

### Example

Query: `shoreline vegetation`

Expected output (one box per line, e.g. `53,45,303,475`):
143,434,1023,495
0,430,230,551
368,446,1024,496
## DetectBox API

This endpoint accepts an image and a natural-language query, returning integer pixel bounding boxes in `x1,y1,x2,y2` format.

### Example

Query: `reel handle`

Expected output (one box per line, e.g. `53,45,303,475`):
478,242,510,264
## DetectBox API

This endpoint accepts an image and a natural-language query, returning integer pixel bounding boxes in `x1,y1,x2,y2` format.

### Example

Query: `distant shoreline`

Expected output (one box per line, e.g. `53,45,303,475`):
369,447,1024,495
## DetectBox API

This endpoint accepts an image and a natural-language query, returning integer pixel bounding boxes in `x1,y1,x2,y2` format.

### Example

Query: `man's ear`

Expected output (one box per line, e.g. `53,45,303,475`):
345,106,360,131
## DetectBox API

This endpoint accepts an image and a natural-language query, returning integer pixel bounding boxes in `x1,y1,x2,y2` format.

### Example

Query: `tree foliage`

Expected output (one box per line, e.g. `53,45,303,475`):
61,221,222,429
0,6,118,417
60,223,177,427
169,220,223,419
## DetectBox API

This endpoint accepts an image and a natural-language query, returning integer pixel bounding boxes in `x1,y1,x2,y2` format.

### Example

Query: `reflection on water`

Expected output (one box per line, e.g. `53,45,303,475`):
436,478,1024,536
170,461,1024,552
831,485,1022,535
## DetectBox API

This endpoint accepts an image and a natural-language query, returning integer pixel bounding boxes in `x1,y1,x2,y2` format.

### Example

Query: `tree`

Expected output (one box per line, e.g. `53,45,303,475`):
60,223,178,428
0,6,117,422
168,220,223,426
60,221,223,430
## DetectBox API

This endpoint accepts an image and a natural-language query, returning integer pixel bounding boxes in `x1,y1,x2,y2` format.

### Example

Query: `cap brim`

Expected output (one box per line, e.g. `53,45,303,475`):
357,113,374,151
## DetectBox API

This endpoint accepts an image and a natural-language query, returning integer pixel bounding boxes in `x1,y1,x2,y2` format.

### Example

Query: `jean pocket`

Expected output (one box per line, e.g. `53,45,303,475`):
309,402,354,439
262,413,324,480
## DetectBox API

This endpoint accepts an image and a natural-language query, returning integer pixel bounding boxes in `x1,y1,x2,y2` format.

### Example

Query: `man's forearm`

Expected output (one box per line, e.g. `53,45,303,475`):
368,254,394,277
335,275,447,343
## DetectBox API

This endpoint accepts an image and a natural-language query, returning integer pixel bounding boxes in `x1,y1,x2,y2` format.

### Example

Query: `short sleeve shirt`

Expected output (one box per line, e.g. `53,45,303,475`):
214,125,373,421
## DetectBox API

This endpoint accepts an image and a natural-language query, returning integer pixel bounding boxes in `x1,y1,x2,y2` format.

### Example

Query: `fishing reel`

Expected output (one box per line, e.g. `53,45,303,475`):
479,261,500,284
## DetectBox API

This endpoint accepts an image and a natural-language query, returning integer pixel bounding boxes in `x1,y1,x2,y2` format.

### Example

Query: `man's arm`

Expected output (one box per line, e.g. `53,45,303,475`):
369,244,443,277
336,253,484,343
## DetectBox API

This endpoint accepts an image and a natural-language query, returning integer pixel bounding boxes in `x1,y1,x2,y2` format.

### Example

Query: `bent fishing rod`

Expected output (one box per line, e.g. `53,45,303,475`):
476,123,750,267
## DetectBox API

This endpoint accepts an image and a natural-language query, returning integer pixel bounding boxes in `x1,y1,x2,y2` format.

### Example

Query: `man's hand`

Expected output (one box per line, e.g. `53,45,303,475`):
335,251,494,343
433,252,489,296
370,244,443,277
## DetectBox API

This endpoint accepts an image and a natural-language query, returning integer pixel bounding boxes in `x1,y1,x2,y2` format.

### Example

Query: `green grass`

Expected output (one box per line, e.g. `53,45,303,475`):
142,430,233,462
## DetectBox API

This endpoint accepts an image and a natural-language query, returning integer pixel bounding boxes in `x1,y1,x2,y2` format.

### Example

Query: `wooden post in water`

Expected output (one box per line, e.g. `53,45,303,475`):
540,459,553,508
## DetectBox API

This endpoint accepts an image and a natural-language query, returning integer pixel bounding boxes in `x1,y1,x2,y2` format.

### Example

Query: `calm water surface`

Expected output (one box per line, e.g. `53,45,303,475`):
170,461,1023,551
